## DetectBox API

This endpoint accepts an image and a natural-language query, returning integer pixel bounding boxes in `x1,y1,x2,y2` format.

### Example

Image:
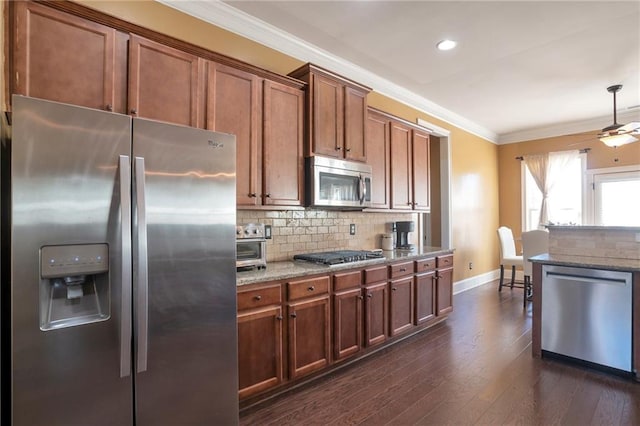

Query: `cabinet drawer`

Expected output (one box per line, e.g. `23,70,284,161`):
415,258,436,273
437,255,454,268
334,270,362,292
238,284,282,311
288,276,330,301
364,266,388,284
390,261,413,278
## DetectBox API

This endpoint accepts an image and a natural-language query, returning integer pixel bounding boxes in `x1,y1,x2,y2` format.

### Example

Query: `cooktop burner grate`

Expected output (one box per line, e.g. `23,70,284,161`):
293,250,384,265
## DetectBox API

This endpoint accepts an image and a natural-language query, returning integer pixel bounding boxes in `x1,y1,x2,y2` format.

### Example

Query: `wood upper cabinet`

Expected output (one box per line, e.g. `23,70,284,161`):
207,63,262,206
129,35,204,127
289,63,370,162
390,120,413,210
412,130,431,211
237,283,284,399
262,80,304,206
287,276,331,379
11,1,127,113
366,109,391,209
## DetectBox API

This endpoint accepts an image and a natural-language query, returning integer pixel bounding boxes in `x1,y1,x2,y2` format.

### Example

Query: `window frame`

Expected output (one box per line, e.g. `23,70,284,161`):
585,165,640,226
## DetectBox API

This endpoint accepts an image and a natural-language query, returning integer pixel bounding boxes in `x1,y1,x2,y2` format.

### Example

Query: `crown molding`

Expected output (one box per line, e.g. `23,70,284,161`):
157,0,499,143
498,109,640,144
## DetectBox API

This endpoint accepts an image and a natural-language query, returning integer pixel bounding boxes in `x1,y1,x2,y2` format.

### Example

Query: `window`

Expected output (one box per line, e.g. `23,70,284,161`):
522,150,585,231
588,168,640,226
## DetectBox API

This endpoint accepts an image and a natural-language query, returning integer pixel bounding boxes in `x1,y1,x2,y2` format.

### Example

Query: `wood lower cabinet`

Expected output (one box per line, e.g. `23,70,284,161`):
364,282,388,346
237,284,284,399
436,266,454,316
237,306,284,399
12,1,127,113
389,276,415,336
415,272,436,324
333,288,363,360
129,35,204,127
287,276,331,380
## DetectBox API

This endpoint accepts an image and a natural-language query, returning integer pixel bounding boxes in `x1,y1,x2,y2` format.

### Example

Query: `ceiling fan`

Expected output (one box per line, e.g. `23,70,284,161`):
597,84,640,147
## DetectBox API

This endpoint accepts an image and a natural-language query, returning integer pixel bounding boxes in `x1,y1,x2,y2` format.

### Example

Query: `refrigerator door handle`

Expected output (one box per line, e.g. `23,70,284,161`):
119,155,132,378
134,156,149,373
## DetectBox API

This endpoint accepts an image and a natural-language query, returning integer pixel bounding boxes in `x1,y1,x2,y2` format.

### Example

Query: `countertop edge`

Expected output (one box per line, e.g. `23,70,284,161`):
237,247,455,286
530,253,640,272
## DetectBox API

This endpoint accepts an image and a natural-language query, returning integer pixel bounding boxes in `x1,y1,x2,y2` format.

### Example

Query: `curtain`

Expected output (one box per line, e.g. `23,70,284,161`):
524,150,578,228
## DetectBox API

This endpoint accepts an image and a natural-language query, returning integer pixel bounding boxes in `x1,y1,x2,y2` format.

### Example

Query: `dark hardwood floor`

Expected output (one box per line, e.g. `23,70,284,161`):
239,281,640,425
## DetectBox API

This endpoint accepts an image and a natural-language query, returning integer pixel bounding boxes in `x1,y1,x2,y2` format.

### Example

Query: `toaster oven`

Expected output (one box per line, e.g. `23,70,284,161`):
236,223,267,270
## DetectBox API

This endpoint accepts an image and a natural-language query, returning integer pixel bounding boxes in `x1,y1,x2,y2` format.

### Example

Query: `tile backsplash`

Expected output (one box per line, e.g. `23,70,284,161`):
238,210,419,262
548,227,640,260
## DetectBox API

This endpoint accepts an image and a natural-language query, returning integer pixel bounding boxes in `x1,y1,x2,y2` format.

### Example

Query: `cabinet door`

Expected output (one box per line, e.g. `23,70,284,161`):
207,63,262,206
129,35,203,127
12,2,126,112
412,129,431,211
263,80,304,206
312,74,343,158
333,288,363,361
390,120,413,210
415,271,436,324
389,276,414,335
344,87,367,162
288,297,330,379
436,267,454,316
364,282,388,347
237,306,284,399
366,111,391,209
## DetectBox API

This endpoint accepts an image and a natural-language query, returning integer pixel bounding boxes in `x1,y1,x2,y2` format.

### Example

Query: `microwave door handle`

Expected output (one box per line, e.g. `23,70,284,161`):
359,175,366,204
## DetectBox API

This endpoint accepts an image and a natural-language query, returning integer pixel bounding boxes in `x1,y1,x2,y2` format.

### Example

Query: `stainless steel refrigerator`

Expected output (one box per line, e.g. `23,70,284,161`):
8,95,238,424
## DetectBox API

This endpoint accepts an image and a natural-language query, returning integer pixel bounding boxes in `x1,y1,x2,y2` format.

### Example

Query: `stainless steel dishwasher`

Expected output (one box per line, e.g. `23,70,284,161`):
541,264,633,372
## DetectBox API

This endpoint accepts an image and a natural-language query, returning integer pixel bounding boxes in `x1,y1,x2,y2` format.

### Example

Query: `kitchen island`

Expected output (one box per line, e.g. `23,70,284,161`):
530,226,640,381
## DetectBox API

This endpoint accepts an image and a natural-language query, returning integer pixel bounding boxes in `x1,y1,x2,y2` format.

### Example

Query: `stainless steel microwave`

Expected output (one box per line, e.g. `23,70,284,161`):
306,156,372,209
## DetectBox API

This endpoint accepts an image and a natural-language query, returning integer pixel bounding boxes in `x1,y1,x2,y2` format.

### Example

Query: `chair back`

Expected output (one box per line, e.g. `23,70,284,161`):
521,230,549,276
497,226,517,261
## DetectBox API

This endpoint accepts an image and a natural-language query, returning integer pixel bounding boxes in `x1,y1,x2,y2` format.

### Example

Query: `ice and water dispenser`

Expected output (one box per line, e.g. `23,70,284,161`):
39,244,110,331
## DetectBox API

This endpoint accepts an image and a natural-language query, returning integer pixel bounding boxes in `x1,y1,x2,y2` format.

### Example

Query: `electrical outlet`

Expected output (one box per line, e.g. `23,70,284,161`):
468,262,473,270
264,225,272,239
350,224,356,235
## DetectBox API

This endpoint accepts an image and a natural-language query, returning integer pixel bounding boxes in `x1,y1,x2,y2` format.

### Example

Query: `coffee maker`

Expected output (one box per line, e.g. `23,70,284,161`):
394,221,415,250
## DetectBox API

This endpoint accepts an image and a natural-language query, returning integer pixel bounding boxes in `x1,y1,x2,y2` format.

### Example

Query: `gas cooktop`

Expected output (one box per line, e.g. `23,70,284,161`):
293,250,384,266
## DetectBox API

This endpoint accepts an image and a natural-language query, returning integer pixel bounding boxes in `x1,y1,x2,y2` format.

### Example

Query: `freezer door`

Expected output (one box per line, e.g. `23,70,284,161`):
10,96,133,424
132,118,238,424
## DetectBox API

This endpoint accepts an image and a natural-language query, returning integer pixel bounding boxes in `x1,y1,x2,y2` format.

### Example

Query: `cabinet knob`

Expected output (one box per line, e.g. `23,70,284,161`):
249,193,257,198
290,313,297,318
345,148,351,152
392,287,397,291
308,286,315,291
358,295,364,300
399,268,406,272
276,315,283,321
335,146,342,151
265,193,271,198
130,108,138,115
367,293,373,299
105,104,113,112
254,295,262,301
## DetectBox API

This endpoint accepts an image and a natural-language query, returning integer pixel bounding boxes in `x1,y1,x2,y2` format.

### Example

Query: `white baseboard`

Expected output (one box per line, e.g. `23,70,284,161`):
453,269,526,295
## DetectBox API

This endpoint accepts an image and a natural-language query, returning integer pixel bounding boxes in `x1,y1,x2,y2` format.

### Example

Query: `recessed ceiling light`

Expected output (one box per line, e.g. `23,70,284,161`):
436,39,457,51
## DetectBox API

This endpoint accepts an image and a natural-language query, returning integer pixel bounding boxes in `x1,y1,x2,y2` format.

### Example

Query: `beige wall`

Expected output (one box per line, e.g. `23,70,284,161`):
24,1,501,283
498,130,640,241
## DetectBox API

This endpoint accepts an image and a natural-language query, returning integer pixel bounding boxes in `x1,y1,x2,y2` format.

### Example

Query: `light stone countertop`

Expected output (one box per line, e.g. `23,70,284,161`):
529,253,640,272
237,246,454,286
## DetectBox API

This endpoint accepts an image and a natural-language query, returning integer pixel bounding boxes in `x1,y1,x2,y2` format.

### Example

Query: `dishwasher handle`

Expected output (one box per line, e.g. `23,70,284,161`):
544,271,628,286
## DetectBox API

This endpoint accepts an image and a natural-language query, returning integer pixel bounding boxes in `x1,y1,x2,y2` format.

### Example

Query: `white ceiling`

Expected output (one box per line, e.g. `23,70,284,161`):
163,1,640,144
